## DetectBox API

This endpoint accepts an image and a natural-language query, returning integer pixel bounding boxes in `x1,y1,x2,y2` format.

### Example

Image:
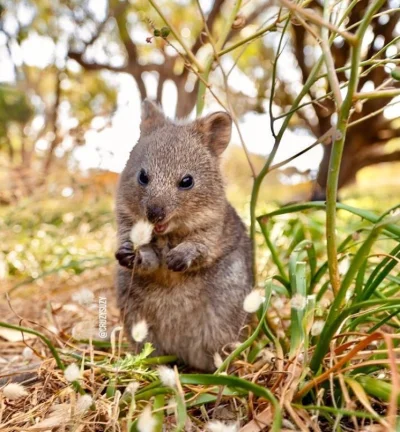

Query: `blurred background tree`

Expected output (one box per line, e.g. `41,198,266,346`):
0,0,399,202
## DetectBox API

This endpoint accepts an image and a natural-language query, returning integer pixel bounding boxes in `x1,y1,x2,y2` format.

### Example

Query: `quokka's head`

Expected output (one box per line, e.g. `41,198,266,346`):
118,99,232,235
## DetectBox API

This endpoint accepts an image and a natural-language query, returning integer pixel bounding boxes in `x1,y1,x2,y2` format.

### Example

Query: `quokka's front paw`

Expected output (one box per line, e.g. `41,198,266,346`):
166,246,193,272
115,241,135,269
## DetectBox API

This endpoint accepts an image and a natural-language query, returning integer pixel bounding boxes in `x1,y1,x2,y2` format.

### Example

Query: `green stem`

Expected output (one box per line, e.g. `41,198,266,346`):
216,283,273,372
258,201,400,238
0,321,65,370
196,0,243,115
148,0,204,72
325,0,386,295
258,218,289,281
180,374,282,432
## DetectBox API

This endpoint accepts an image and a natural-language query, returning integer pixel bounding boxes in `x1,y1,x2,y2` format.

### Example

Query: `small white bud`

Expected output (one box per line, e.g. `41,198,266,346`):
130,220,154,249
207,420,238,432
125,381,140,395
2,383,28,400
22,346,34,360
76,394,93,413
64,363,81,382
338,257,350,275
158,365,177,388
213,352,224,369
137,405,157,432
311,320,325,336
291,293,306,310
243,290,265,313
72,288,94,306
166,396,176,415
131,320,148,343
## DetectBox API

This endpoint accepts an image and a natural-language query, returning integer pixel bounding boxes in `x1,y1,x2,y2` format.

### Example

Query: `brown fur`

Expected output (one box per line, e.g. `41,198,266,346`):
115,100,253,371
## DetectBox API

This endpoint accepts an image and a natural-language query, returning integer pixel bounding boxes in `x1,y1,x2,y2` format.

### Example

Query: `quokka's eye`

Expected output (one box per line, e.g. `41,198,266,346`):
178,175,194,190
138,169,149,186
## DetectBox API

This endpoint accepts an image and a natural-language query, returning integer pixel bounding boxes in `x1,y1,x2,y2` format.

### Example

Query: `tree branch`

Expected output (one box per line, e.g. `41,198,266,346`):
361,149,400,168
192,0,226,54
68,51,126,73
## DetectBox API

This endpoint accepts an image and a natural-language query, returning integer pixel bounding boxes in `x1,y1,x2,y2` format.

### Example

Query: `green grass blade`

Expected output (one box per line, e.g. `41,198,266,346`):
180,374,282,432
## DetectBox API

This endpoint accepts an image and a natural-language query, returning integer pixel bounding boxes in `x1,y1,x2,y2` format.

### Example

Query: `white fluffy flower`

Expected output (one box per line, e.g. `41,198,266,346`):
207,420,238,432
64,363,81,382
125,381,140,395
291,294,307,310
311,320,325,336
130,220,153,249
137,405,157,432
131,320,148,342
158,366,176,388
338,257,350,276
72,288,94,306
76,394,93,413
243,290,265,313
213,352,224,369
22,346,34,360
2,383,28,400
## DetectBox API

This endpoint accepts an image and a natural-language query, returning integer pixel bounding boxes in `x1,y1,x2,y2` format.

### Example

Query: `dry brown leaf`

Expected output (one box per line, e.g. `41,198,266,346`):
240,407,272,432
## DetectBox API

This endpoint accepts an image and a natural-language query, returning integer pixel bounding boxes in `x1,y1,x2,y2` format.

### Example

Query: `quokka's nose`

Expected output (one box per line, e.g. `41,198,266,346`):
147,205,166,223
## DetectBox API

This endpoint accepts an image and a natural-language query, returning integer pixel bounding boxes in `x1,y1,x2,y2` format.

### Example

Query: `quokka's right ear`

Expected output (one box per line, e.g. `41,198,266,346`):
140,99,168,135
193,111,232,156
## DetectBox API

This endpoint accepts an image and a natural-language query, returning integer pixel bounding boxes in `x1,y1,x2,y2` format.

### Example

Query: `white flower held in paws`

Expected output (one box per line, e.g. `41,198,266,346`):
131,319,148,342
137,405,157,432
130,220,154,249
64,363,81,382
243,290,265,313
2,383,28,400
158,365,177,388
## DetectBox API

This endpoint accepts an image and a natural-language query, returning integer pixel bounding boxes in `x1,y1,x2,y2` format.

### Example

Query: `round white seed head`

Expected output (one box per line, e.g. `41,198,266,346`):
213,352,224,369
22,346,34,360
72,288,94,307
125,381,140,395
291,293,307,310
76,394,93,413
130,220,154,249
64,363,81,382
243,290,265,313
311,320,325,336
2,383,28,400
131,320,148,343
338,257,350,275
158,366,176,388
137,405,157,432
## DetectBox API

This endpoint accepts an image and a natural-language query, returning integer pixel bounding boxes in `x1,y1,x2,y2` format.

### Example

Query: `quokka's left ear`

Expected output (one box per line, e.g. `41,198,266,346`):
140,99,169,135
193,112,232,156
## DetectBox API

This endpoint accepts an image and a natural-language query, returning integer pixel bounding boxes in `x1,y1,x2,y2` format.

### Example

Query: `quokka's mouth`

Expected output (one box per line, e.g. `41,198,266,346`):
154,223,168,234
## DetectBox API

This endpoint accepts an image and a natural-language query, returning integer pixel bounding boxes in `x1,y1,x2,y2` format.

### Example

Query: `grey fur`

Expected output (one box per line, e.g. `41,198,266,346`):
115,100,253,371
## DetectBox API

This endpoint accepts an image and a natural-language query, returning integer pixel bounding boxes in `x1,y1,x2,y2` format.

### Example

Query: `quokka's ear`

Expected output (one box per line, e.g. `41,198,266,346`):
140,99,168,135
194,112,232,156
